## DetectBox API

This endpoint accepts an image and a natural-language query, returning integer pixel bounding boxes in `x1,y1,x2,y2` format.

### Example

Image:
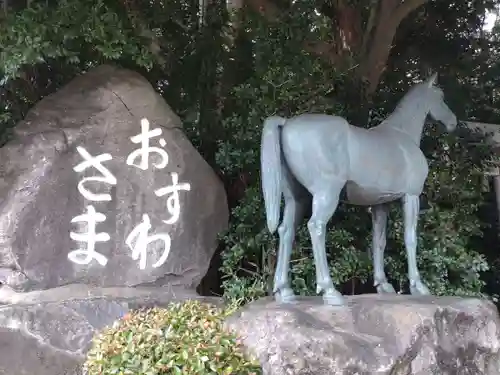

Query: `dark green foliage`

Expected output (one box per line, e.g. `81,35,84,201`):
217,6,498,304
0,0,156,145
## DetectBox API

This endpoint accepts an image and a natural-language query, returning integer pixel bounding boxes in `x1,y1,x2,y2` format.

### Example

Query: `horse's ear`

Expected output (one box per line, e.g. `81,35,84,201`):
427,72,438,87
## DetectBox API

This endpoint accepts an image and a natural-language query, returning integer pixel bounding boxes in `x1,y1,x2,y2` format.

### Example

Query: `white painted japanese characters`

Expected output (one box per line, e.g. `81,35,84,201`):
68,205,110,266
68,146,116,266
126,118,169,171
69,118,191,269
74,146,117,201
155,172,191,225
125,214,172,270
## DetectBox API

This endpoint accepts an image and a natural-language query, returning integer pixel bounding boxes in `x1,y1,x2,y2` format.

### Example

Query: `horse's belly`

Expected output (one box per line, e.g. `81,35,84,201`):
345,161,425,205
344,182,403,205
347,131,429,202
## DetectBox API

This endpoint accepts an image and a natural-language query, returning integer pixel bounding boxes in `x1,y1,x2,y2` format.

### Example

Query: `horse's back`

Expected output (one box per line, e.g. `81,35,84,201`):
280,114,351,193
279,114,429,202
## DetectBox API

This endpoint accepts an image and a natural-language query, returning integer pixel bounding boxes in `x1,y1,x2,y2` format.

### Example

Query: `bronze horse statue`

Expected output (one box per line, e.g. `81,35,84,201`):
260,73,457,305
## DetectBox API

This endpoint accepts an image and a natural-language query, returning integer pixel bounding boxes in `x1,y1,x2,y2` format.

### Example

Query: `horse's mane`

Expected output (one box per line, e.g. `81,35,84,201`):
375,82,431,137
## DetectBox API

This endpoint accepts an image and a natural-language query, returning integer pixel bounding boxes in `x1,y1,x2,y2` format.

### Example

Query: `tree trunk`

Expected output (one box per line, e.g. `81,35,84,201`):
235,0,430,97
357,0,428,97
357,3,399,97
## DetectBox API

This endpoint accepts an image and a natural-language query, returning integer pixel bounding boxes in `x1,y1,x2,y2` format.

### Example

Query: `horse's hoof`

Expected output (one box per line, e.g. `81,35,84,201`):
322,289,345,306
375,281,397,294
410,279,431,296
274,288,297,304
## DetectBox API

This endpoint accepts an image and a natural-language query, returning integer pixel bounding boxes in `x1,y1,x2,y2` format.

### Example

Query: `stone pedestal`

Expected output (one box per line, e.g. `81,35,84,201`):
225,295,500,375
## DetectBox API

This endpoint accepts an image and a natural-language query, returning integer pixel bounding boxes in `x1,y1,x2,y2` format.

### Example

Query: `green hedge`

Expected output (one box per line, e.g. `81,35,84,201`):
84,300,261,375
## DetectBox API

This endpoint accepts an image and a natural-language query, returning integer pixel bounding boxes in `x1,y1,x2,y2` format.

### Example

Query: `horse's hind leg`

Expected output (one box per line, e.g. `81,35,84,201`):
371,204,396,294
273,188,308,303
308,183,345,305
402,194,431,295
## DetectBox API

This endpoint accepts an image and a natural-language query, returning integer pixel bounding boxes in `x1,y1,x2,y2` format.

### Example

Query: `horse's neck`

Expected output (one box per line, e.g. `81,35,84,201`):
376,105,428,145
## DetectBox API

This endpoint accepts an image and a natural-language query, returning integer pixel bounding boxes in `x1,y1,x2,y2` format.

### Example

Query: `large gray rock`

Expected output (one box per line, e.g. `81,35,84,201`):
0,285,223,375
0,64,228,292
225,295,500,375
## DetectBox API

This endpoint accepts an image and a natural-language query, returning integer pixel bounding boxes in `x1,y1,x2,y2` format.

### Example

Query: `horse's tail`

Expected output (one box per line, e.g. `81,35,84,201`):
261,115,287,234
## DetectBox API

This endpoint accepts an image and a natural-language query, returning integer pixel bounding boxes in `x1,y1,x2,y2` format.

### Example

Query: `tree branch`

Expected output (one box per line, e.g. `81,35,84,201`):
360,0,379,58
356,0,430,96
336,2,363,51
393,0,428,22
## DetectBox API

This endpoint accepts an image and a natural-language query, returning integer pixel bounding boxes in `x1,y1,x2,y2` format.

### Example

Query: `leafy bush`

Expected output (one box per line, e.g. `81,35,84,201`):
84,300,261,375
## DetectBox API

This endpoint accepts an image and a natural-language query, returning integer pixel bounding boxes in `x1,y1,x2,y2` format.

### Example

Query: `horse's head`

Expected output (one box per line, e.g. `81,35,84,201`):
421,73,457,132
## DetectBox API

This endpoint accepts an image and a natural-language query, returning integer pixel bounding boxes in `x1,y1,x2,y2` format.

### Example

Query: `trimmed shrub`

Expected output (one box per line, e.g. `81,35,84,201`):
84,300,261,375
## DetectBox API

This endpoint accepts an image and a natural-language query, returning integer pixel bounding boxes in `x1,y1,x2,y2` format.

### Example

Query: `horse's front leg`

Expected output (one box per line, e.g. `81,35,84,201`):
273,194,307,303
402,194,431,295
308,186,344,306
371,204,396,294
